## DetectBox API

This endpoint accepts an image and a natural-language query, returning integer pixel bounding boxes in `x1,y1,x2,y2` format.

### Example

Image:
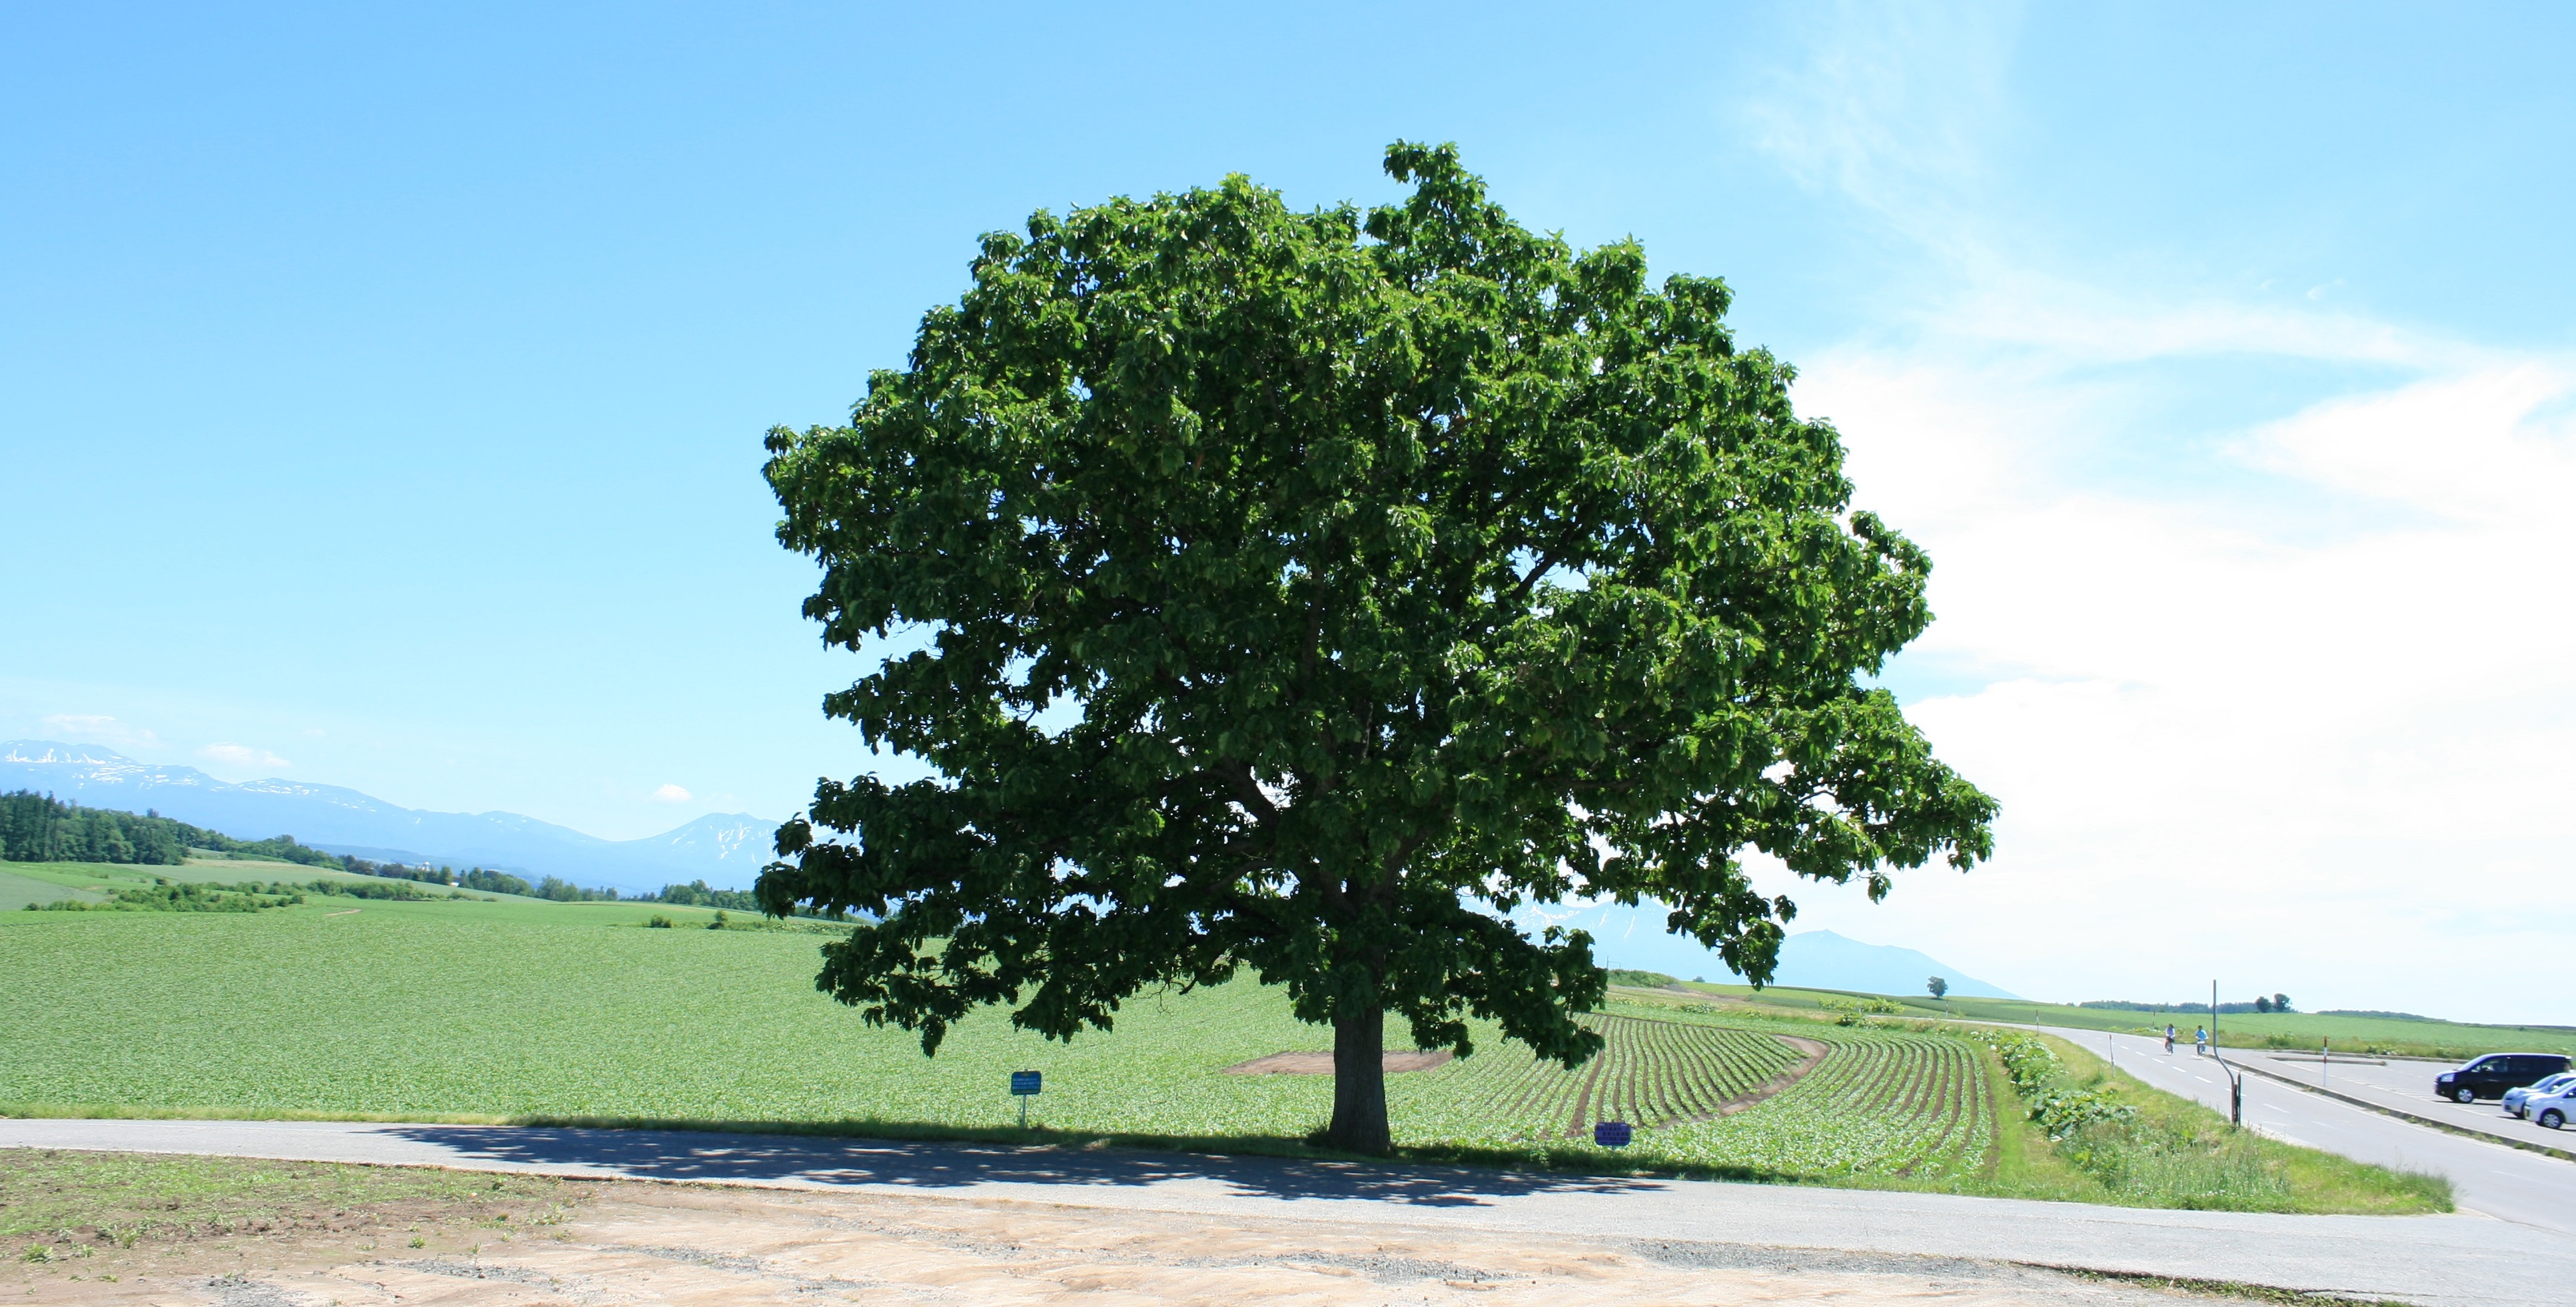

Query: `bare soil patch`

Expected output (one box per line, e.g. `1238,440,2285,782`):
7,1160,2212,1306
1224,1049,1456,1075
1698,1034,1832,1118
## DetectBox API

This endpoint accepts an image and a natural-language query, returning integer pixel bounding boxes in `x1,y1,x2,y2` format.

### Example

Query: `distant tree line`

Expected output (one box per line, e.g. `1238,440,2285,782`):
336,858,628,902
341,856,456,886
0,790,339,869
648,879,762,912
2080,994,2295,1014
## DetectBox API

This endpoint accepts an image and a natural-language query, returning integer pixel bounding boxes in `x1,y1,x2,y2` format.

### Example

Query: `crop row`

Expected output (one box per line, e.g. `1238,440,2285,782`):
1647,1028,1995,1178
1392,1014,1802,1144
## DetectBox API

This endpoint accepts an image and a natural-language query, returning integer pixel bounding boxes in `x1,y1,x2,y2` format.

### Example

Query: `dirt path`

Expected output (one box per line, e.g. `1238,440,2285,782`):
12,1175,2210,1306
12,1120,2564,1303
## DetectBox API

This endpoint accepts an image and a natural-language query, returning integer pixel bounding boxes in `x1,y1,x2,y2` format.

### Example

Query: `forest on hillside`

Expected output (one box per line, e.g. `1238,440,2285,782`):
0,790,340,868
3,790,740,907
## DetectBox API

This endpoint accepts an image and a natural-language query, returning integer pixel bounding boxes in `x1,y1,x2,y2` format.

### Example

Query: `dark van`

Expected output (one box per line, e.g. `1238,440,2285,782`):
2435,1053,2572,1103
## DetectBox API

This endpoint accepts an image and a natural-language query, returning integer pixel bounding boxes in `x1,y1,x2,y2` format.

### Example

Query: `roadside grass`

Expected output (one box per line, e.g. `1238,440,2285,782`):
0,1147,577,1254
1971,1043,2104,1204
2019,1033,2450,1214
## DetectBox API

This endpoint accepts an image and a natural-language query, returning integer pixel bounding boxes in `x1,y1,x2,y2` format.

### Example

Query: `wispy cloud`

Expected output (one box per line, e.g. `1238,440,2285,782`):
651,783,693,804
40,714,159,748
199,743,290,770
1742,1,2019,251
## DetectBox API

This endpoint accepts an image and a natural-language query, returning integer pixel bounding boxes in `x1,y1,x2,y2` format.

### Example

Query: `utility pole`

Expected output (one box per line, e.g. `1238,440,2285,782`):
2213,978,2242,1128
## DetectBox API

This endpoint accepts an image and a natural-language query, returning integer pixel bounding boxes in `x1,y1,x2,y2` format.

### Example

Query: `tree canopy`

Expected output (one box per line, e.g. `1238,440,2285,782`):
758,142,1996,1153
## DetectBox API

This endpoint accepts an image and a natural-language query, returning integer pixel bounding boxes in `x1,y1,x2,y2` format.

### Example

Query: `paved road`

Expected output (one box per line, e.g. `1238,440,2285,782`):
2247,1050,2574,1149
2034,1026,2576,1236
6,1116,2574,1307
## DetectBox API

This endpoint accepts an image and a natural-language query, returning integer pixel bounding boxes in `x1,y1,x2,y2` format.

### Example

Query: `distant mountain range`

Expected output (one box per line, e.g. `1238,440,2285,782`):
0,741,774,894
1510,896,2019,999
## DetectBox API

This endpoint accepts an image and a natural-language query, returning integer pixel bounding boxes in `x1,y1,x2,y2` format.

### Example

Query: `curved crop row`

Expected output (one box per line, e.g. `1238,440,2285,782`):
1392,1013,1802,1145
1648,1028,1994,1178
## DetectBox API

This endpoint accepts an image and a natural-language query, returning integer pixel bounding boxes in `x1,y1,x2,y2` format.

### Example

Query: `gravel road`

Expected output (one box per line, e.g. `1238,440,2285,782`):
6,1116,2574,1306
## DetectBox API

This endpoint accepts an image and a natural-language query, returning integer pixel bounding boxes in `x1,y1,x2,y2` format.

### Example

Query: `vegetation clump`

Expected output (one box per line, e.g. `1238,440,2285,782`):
1991,1032,2132,1143
1822,996,1907,1026
23,879,305,914
20,875,466,914
656,880,762,911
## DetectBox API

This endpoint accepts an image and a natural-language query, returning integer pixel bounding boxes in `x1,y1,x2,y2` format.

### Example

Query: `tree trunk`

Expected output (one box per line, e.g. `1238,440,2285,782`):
1327,1003,1391,1154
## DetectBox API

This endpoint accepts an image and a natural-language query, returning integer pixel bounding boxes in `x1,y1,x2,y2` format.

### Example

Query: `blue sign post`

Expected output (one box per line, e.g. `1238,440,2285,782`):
1594,1120,1631,1148
1011,1070,1041,1128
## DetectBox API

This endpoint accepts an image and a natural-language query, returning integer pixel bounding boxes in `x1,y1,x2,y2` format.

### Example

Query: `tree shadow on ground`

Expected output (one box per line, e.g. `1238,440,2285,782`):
377,1123,1684,1207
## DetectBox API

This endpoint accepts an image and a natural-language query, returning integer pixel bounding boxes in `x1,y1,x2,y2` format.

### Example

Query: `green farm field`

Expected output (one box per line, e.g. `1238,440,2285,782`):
0,856,510,897
0,891,2444,1210
0,866,105,910
1666,981,2576,1062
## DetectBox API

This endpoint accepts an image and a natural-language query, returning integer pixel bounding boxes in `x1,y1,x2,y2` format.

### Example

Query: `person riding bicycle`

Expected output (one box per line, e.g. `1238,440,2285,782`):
2195,1025,2209,1056
2164,1023,2176,1053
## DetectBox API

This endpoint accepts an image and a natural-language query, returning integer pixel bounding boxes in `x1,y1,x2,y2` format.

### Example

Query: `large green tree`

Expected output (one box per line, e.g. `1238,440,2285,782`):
758,143,1996,1154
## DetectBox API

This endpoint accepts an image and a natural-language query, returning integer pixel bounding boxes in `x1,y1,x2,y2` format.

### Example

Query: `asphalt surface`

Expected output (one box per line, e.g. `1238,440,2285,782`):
2246,1049,2574,1148
6,1116,2575,1307
2034,1026,2576,1236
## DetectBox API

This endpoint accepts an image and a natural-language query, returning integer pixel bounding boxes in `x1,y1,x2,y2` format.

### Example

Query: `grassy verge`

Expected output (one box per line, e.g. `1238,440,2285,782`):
1989,1032,2449,1214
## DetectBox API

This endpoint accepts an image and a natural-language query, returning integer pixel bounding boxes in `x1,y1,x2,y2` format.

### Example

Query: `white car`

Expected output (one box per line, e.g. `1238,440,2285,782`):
2505,1072,2576,1120
2525,1083,2576,1130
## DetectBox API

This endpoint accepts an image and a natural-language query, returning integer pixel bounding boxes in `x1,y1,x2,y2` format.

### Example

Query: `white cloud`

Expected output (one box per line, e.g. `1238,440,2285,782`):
1780,327,2576,1022
2242,365,2576,520
1727,13,2576,1022
199,743,291,770
651,783,693,804
40,714,160,748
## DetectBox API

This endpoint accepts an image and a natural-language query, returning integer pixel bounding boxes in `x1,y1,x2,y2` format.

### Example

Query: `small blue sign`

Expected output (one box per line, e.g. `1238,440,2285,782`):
1594,1120,1632,1148
1011,1070,1042,1096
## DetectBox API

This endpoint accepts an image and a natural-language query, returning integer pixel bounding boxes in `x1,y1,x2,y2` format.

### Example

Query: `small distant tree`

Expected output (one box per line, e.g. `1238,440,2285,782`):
758,142,1998,1154
1927,976,1948,1000
2274,992,2292,1013
2254,996,2271,1013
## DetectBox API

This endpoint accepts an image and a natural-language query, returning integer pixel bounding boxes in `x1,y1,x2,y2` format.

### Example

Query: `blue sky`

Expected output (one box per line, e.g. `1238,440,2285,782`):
6,4,2571,1017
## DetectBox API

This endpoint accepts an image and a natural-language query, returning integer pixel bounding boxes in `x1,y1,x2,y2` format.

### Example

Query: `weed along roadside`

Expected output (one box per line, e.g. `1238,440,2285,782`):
1980,1031,2449,1213
0,896,2448,1215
